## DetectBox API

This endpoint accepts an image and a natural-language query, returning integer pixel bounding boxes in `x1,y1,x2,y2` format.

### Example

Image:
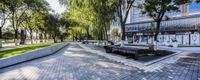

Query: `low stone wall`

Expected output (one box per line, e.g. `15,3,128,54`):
0,42,69,69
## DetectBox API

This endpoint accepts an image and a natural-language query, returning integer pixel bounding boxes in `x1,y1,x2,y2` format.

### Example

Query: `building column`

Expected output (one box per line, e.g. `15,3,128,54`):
132,33,135,43
198,33,200,45
182,4,188,16
181,35,184,45
147,36,149,44
189,33,191,45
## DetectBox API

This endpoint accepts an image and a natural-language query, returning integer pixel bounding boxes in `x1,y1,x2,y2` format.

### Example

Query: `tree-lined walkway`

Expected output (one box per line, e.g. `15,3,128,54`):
0,43,200,80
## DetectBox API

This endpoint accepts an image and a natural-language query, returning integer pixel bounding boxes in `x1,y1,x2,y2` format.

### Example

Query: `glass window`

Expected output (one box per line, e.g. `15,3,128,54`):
189,2,200,13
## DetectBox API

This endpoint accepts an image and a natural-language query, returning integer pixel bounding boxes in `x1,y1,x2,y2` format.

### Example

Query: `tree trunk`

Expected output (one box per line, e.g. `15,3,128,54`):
0,27,2,48
53,36,57,43
35,31,38,43
86,27,89,41
20,30,26,45
151,21,161,50
61,37,64,42
104,24,109,41
0,16,6,48
14,30,18,46
30,31,33,44
72,33,74,41
121,23,126,40
12,11,18,46
154,21,161,42
44,33,47,42
100,29,103,40
39,33,43,43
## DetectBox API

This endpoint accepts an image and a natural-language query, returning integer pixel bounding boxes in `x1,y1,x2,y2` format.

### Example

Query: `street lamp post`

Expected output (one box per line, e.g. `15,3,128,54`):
198,24,200,45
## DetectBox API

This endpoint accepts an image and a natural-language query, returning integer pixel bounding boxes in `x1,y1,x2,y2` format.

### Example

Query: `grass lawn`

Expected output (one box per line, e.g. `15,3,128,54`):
125,44,148,47
0,42,61,59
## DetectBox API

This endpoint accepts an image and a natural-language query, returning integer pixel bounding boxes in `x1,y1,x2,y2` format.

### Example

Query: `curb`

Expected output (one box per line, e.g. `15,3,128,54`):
0,43,70,69
78,43,188,72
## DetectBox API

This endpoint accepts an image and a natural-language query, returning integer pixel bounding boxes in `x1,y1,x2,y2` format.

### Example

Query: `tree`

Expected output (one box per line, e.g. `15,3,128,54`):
0,0,9,33
0,0,10,47
113,0,135,40
139,0,190,49
67,26,86,41
91,0,116,40
4,0,25,45
44,14,62,43
4,0,49,45
60,0,116,41
111,28,120,41
59,15,71,42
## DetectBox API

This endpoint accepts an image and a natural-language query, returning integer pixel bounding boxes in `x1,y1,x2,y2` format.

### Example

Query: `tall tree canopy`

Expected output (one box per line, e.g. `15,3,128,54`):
60,0,116,40
59,0,135,41
113,0,135,40
2,0,49,45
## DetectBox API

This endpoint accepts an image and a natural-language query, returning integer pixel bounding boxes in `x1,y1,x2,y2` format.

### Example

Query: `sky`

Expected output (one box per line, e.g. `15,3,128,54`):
45,0,66,14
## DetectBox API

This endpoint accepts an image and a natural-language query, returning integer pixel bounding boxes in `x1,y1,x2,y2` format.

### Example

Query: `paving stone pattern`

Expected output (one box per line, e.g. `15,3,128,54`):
0,43,200,80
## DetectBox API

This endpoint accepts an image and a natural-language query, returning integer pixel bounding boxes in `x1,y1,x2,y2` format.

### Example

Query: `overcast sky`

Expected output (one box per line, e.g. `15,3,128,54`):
46,0,66,14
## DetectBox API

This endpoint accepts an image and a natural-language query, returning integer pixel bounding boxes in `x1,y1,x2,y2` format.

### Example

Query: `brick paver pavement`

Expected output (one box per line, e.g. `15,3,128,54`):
0,43,200,80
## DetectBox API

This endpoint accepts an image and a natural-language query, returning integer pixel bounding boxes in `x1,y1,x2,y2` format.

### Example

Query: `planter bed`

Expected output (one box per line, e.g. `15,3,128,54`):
104,45,174,60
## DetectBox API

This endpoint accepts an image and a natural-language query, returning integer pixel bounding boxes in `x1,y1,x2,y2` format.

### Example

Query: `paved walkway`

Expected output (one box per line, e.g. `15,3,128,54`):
0,43,200,80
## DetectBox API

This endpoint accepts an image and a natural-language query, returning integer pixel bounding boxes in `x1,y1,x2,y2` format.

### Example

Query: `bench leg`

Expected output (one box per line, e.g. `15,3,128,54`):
133,54,139,60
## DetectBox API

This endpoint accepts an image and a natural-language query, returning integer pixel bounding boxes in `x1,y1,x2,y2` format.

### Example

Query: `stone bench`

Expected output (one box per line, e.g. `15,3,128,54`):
104,45,156,60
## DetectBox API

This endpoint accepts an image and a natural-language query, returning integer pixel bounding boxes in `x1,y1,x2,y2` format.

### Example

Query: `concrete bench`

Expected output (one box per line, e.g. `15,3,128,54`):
104,45,156,60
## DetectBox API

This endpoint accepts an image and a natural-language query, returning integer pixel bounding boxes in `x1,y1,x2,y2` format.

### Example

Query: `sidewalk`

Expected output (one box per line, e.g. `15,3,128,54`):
158,46,200,53
0,43,199,80
105,44,200,53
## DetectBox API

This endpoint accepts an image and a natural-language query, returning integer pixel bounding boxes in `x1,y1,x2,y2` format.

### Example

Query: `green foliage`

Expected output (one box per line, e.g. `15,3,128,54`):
0,0,10,29
0,0,50,46
61,0,116,40
139,0,190,41
111,28,120,37
140,0,186,21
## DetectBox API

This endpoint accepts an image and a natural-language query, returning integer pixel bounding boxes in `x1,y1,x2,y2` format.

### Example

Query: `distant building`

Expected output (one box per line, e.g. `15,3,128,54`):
125,2,200,46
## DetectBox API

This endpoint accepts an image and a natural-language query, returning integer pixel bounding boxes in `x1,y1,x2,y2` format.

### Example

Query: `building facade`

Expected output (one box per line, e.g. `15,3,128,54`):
125,2,200,46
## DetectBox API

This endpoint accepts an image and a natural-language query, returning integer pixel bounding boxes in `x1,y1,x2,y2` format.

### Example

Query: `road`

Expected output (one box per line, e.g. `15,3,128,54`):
0,43,200,80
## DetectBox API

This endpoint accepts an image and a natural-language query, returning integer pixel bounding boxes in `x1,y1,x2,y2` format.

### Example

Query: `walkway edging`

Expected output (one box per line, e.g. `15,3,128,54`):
79,43,191,72
0,42,69,69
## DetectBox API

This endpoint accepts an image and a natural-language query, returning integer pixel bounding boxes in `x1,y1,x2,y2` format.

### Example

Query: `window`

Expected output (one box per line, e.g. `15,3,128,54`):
189,2,200,13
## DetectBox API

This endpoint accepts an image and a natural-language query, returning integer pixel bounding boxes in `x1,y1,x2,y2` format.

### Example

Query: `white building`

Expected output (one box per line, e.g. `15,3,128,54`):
124,2,200,46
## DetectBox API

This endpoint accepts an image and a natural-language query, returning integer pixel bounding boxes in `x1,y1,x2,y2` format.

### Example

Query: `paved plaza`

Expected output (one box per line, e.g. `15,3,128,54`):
0,43,200,80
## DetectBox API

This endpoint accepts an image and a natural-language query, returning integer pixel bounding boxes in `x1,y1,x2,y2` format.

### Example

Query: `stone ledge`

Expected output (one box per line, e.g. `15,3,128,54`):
0,42,69,69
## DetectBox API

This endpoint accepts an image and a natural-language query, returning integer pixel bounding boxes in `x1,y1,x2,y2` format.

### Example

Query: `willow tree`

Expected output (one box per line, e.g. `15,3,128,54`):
20,11,47,44
67,5,94,40
60,0,115,41
44,14,63,43
90,0,116,40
